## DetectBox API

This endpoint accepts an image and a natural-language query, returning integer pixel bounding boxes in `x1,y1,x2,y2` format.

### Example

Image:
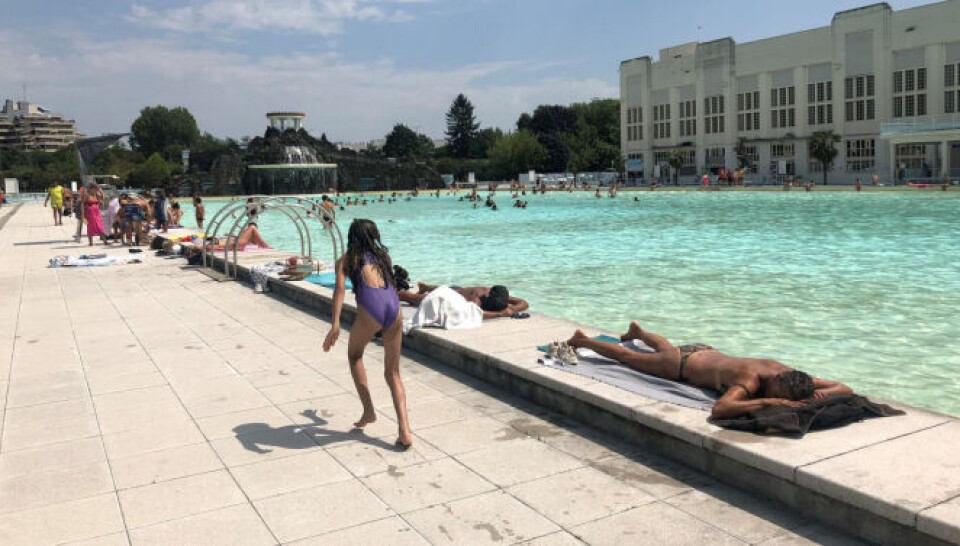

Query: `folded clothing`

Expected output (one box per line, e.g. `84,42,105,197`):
708,393,905,436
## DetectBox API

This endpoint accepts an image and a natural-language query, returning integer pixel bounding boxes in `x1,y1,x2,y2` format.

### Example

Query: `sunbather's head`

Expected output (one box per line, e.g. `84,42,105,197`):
480,285,509,312
769,370,815,400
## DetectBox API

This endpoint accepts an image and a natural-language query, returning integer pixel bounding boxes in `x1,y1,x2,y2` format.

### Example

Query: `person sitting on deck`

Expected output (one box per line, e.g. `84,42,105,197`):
206,223,270,251
399,282,529,319
566,321,853,419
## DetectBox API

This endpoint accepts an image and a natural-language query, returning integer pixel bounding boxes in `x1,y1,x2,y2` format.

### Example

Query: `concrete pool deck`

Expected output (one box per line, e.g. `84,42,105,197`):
0,202,952,545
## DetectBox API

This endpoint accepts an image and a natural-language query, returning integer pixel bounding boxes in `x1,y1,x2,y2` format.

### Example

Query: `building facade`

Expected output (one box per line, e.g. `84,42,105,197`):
620,1,960,184
0,99,79,152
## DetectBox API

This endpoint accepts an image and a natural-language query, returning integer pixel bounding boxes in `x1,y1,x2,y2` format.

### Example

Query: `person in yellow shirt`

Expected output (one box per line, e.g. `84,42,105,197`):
44,182,64,225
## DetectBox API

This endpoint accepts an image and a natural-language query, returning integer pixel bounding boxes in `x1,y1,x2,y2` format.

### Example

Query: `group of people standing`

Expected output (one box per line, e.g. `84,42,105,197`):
44,182,201,246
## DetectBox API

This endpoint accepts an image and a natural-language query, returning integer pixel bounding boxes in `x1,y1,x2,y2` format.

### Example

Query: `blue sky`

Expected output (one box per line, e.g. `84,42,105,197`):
0,0,936,141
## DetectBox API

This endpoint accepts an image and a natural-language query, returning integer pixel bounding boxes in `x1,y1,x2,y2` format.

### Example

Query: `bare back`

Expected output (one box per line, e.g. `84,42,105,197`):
683,351,794,393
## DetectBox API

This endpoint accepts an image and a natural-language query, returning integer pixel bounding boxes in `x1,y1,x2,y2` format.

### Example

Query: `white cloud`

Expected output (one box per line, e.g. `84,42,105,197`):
128,0,419,35
0,30,617,141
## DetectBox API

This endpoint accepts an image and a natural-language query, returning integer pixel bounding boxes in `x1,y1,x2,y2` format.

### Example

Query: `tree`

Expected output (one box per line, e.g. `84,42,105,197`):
537,133,569,173
383,124,424,159
528,105,578,136
128,152,171,189
445,94,479,159
473,127,503,159
570,99,620,146
488,131,546,180
667,151,685,186
808,131,841,185
130,105,201,160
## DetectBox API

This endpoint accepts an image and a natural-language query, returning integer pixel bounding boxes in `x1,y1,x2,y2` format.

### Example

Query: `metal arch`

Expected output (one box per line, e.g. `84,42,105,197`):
201,195,345,280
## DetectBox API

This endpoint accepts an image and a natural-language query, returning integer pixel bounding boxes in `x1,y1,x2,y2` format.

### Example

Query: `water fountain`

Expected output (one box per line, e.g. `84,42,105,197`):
242,111,338,195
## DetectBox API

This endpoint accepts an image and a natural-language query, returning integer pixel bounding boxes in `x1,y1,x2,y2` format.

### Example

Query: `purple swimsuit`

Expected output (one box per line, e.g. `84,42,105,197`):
355,255,400,330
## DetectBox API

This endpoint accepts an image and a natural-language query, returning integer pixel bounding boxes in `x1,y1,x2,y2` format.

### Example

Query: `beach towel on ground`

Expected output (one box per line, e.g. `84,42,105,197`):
251,261,287,291
403,286,483,334
305,272,353,291
708,393,905,436
49,255,142,267
538,336,719,411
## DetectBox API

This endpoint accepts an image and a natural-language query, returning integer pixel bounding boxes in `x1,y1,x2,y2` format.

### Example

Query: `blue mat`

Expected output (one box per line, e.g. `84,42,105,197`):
305,272,353,290
537,334,619,353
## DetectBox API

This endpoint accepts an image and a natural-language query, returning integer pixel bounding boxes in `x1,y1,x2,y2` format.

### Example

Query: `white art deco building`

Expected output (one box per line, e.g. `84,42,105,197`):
620,1,960,184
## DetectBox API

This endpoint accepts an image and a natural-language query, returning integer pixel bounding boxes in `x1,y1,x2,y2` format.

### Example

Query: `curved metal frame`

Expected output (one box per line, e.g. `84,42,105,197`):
201,195,344,280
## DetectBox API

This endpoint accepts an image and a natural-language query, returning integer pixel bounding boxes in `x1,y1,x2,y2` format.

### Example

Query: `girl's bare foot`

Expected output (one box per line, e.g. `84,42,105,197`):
353,411,377,428
567,329,589,348
396,430,413,450
620,321,643,341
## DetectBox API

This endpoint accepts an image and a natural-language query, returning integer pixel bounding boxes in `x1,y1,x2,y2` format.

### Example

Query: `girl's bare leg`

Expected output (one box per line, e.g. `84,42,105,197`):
381,312,412,447
347,307,381,428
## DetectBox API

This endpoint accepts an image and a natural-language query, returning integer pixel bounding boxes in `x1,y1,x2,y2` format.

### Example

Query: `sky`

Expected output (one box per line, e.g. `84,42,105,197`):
0,0,937,142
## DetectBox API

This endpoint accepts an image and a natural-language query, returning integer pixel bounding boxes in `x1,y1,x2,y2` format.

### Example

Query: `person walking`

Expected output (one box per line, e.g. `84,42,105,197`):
43,182,64,225
322,219,412,449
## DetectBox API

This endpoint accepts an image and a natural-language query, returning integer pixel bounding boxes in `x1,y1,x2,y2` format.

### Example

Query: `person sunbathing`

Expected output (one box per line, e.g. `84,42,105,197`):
399,282,529,319
567,321,853,419
206,223,270,251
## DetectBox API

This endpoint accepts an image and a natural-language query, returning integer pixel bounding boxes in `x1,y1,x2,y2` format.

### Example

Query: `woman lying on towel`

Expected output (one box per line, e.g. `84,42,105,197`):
567,321,853,420
206,223,271,251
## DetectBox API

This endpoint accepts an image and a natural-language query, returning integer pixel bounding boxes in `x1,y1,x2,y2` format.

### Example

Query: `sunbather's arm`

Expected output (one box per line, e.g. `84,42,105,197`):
323,259,346,351
811,377,853,399
710,384,807,420
507,297,529,313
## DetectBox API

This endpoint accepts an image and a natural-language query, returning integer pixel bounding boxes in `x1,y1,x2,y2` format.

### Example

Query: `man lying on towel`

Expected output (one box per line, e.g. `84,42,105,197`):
399,282,529,319
567,321,852,419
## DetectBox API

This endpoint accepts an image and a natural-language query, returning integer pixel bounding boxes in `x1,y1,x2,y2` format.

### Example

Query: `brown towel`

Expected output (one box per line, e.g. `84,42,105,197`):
708,393,905,437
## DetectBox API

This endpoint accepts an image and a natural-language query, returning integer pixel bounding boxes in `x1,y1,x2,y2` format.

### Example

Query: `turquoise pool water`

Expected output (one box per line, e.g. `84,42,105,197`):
191,191,960,416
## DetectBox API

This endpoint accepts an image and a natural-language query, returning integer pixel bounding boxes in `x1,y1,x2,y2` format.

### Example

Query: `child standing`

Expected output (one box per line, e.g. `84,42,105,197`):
323,219,412,448
194,197,205,230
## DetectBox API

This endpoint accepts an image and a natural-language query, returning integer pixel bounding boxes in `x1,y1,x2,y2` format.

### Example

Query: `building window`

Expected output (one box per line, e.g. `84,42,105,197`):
678,100,696,137
626,106,643,142
703,95,725,134
892,67,927,118
737,90,760,132
846,139,875,172
739,145,759,173
844,74,875,121
653,149,695,171
771,142,795,159
770,85,795,128
653,104,671,139
807,81,833,126
945,62,960,114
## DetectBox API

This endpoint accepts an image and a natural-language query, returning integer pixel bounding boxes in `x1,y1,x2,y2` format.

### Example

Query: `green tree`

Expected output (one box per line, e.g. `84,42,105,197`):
667,151,685,186
488,130,546,180
130,105,201,160
445,94,479,159
473,127,503,159
383,124,434,159
808,130,841,185
128,152,172,189
570,99,620,146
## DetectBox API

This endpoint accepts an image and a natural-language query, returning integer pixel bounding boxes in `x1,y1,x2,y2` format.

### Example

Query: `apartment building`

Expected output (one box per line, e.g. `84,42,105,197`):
620,1,960,184
0,99,79,152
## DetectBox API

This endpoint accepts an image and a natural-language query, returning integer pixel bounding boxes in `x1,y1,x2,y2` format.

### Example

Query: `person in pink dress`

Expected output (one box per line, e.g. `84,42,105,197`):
84,183,108,246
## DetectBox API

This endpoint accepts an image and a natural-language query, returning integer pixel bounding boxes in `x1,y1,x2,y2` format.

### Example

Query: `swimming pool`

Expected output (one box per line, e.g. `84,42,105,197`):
189,191,960,416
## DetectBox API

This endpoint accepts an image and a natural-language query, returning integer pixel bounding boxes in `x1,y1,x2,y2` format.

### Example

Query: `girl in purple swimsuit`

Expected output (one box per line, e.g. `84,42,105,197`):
323,219,412,448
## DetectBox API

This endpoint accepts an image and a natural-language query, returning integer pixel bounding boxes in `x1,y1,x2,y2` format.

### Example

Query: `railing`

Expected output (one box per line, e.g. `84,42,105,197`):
881,114,960,135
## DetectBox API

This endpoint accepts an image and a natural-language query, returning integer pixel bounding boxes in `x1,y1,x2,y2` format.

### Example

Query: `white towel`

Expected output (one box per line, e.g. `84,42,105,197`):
403,286,483,334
